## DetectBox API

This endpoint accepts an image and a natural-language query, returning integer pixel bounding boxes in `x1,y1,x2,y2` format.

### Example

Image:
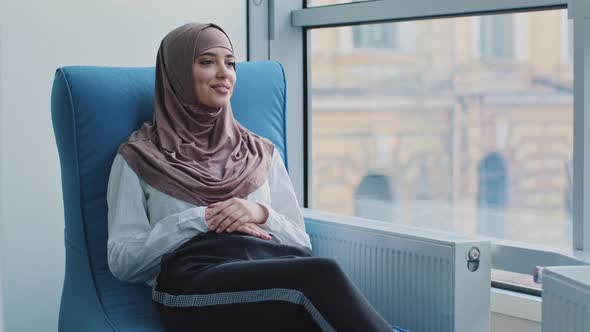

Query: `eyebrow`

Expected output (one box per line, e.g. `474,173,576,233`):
198,52,235,58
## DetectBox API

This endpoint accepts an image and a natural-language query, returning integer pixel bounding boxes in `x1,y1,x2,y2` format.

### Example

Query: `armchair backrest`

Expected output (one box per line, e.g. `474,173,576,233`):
51,61,289,331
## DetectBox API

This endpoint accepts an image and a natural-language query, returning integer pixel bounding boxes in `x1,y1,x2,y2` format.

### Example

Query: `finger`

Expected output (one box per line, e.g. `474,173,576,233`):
212,204,241,231
236,223,260,237
206,199,234,219
217,210,246,233
251,224,272,240
208,203,239,230
205,208,214,226
242,224,271,240
226,215,249,233
260,230,272,240
206,203,225,220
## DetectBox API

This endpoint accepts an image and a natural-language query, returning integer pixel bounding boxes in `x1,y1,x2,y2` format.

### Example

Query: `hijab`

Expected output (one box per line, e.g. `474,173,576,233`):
117,22,275,206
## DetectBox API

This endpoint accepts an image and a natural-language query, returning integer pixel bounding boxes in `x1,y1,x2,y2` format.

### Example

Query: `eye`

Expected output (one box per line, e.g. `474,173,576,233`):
200,59,214,65
227,61,236,69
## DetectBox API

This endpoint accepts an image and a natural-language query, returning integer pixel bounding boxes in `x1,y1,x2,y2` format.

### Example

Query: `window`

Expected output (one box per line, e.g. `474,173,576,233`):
477,153,509,237
349,22,416,53
309,10,573,249
352,24,398,49
478,152,508,209
480,14,514,59
562,11,574,62
354,173,396,220
254,0,588,295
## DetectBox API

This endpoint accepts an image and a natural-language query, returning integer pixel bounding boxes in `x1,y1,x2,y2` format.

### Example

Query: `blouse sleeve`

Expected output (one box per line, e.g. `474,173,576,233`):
258,151,312,250
106,154,209,283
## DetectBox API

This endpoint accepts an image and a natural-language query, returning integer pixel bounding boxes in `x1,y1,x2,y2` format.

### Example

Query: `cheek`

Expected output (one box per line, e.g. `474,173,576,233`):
194,83,212,102
195,84,205,96
229,75,237,92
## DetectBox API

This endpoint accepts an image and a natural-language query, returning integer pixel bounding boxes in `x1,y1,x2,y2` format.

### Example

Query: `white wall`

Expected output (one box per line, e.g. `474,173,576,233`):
0,1,246,331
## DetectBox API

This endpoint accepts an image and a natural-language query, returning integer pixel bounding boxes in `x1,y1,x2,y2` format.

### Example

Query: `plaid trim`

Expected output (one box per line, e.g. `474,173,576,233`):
153,286,335,332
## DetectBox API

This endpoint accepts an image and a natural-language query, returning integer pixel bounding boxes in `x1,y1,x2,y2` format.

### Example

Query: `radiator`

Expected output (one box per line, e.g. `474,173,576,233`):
541,266,590,332
304,210,491,332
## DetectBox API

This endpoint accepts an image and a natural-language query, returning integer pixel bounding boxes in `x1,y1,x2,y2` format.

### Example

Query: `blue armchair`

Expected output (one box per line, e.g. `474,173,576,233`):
51,61,290,331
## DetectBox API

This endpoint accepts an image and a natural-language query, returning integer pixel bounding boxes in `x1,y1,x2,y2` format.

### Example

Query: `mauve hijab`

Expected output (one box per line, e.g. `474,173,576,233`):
117,22,275,207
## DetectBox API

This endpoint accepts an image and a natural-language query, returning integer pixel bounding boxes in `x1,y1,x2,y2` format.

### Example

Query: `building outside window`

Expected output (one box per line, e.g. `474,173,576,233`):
308,9,573,291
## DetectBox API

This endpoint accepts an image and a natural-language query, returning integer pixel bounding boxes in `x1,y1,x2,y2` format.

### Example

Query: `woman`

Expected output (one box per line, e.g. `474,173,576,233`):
106,22,393,332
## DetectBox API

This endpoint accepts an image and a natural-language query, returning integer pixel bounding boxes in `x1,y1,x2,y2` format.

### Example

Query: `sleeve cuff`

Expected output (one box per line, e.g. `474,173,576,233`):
257,202,276,230
178,206,208,232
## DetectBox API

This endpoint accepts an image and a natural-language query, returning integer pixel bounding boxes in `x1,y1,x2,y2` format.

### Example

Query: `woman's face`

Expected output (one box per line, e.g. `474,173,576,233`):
192,47,236,109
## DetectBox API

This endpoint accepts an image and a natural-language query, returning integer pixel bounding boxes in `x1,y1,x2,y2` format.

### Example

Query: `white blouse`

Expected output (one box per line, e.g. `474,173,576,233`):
106,150,312,287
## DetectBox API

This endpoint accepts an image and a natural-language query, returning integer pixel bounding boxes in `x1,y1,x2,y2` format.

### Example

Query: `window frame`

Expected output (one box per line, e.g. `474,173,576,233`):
247,0,590,285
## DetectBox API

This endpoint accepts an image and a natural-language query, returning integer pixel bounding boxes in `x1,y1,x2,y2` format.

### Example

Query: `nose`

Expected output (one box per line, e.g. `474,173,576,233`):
217,63,231,78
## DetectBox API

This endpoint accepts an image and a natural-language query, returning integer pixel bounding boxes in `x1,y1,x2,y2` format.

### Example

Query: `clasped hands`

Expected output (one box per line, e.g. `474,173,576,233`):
205,197,272,240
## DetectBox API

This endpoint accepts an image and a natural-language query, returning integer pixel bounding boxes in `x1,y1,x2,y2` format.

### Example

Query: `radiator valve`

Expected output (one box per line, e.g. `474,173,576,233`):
466,247,480,272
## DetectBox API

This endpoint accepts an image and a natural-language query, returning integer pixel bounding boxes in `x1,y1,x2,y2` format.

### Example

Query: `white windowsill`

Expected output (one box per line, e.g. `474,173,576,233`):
490,288,542,323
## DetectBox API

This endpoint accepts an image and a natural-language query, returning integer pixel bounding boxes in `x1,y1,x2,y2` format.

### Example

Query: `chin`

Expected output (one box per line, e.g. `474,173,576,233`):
202,99,225,109
214,99,230,108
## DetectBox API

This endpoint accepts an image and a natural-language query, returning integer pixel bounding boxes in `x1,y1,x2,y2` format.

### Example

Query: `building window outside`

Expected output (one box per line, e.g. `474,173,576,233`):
480,14,514,59
478,152,508,208
352,24,398,49
477,152,508,238
349,22,416,53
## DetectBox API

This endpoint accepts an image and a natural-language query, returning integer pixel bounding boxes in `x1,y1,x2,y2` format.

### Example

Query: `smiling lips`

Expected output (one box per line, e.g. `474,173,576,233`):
211,84,230,95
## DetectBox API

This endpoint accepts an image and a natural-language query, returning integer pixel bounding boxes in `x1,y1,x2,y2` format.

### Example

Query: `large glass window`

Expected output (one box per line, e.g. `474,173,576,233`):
309,10,574,251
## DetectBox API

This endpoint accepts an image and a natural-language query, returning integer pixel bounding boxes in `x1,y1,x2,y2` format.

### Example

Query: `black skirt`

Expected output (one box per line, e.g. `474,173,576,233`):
152,231,393,332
